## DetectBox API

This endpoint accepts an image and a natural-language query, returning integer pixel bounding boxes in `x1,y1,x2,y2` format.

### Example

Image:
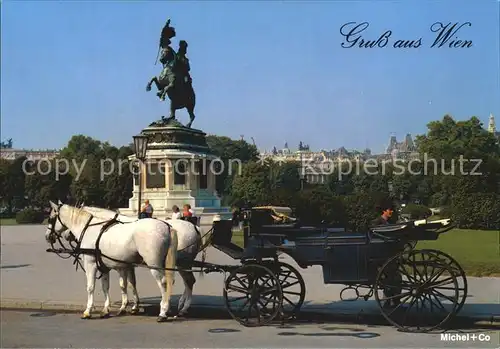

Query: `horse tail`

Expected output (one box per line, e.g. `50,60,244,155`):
199,250,206,279
198,225,213,279
164,226,178,301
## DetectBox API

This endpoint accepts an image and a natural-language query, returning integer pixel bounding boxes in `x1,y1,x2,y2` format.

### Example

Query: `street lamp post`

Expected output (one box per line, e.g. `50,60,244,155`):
133,134,149,219
299,152,305,190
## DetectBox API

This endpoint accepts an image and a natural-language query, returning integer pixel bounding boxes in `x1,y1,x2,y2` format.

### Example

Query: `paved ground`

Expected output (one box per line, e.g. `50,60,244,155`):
1,310,499,348
1,221,500,349
2,225,499,319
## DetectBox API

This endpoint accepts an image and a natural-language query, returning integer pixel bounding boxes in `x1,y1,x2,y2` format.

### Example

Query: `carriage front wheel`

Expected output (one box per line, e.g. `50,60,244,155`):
265,261,306,320
374,249,460,333
223,263,283,327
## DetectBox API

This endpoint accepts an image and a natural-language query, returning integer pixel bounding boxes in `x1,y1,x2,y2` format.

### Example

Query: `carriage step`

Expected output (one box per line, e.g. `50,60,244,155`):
212,243,243,260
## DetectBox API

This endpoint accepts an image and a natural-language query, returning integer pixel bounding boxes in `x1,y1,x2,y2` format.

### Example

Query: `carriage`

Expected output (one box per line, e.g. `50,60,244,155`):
46,203,467,332
204,206,467,333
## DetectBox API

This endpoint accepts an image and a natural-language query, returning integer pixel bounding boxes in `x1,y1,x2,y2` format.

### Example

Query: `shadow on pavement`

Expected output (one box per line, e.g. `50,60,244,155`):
0,264,31,269
277,331,380,338
134,295,499,332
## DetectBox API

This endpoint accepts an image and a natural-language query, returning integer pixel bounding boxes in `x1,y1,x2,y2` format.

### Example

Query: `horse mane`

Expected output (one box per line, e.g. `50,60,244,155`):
83,206,137,222
62,205,93,228
83,206,120,220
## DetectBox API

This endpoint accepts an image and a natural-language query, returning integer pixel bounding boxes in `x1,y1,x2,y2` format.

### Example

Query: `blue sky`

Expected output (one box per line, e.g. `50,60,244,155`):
1,0,499,154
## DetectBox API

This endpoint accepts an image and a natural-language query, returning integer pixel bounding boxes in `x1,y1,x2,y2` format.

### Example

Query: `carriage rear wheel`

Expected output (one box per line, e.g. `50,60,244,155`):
421,249,467,314
375,249,459,333
223,263,283,327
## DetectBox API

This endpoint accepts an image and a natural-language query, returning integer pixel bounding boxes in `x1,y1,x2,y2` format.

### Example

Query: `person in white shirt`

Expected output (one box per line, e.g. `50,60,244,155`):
171,205,181,219
141,199,153,218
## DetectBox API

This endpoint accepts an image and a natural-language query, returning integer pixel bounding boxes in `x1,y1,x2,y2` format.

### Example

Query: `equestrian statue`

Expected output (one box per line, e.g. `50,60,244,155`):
146,19,196,128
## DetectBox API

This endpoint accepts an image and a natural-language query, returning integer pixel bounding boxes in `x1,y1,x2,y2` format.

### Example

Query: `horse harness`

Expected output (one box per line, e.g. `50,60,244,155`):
47,207,128,277
47,206,211,276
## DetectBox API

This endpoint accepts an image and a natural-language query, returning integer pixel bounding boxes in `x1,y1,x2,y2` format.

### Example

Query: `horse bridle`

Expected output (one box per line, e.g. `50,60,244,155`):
47,204,76,260
46,203,111,273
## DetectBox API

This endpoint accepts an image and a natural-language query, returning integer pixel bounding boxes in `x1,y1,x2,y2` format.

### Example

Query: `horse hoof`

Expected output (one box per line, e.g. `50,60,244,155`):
116,310,126,317
81,313,91,320
129,308,139,315
157,315,168,323
100,312,110,319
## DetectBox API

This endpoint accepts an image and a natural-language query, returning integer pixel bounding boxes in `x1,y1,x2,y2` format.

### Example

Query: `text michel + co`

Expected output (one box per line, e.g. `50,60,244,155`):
339,22,473,49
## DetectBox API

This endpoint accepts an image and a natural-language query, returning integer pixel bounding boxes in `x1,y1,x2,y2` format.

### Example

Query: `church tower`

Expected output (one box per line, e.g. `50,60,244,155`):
488,113,496,134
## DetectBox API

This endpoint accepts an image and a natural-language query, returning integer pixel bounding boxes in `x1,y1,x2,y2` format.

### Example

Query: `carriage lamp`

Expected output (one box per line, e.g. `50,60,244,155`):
133,134,149,218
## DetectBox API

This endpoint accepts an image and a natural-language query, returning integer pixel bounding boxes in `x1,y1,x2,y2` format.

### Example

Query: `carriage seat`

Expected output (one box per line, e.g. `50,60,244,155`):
210,219,243,259
182,216,200,226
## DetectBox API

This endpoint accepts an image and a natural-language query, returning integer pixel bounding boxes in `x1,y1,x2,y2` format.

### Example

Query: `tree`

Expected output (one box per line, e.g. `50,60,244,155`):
24,160,71,208
206,135,258,197
413,178,432,205
416,115,500,160
415,115,500,197
293,186,346,226
230,161,272,206
391,174,414,202
342,191,394,231
59,135,133,206
102,145,134,208
369,174,390,194
59,135,106,160
274,161,301,192
0,159,10,205
451,192,500,229
0,157,27,211
326,162,355,195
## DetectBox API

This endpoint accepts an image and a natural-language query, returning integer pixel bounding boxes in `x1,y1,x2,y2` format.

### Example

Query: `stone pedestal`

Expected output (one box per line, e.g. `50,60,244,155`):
118,123,229,221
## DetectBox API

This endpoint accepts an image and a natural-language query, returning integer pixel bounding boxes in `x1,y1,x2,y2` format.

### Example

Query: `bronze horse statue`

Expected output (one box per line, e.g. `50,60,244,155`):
146,20,196,128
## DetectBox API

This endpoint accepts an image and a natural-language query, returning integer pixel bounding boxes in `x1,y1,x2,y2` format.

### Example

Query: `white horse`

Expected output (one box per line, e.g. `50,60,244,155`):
81,205,212,317
45,201,177,322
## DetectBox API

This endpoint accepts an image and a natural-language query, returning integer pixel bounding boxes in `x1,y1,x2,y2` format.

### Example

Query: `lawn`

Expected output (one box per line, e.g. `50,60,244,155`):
231,229,244,247
0,218,48,226
230,228,500,277
417,229,500,276
0,218,18,226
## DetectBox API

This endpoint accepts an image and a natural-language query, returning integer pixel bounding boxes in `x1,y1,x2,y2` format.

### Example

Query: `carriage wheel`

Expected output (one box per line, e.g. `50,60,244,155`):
223,263,283,327
263,262,305,320
375,249,459,333
404,240,417,252
417,249,468,314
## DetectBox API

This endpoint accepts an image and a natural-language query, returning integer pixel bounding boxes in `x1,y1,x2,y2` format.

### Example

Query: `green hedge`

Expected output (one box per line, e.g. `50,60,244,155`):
291,189,395,231
451,193,500,230
15,208,45,224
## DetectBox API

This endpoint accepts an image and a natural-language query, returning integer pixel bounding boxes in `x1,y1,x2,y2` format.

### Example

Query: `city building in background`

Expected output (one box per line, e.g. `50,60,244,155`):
488,113,500,142
0,139,60,161
260,133,419,184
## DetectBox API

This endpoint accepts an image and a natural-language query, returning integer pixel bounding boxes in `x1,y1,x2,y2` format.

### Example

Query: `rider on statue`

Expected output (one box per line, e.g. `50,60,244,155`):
156,20,176,101
146,19,197,128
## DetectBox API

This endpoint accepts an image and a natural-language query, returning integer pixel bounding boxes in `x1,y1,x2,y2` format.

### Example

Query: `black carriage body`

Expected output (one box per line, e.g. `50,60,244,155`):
210,207,463,332
231,207,448,284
